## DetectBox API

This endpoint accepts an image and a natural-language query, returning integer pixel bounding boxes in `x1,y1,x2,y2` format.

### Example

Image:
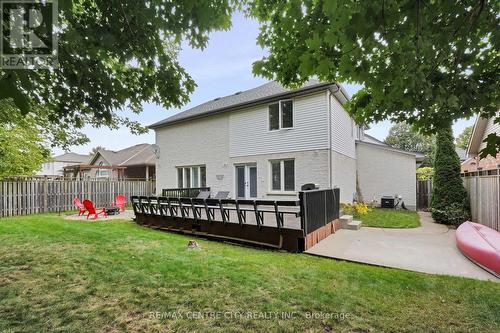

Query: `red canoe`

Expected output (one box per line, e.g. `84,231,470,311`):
456,221,500,278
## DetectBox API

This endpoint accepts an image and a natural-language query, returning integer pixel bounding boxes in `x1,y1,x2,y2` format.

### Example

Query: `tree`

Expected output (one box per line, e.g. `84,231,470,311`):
90,146,106,157
455,126,473,150
416,167,433,181
0,99,87,150
430,125,470,225
1,0,235,145
249,0,499,156
384,123,434,163
0,103,50,177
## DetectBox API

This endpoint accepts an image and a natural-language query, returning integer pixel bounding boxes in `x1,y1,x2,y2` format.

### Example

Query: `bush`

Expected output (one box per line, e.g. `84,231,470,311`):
430,124,470,225
341,202,372,215
416,167,434,180
430,203,471,226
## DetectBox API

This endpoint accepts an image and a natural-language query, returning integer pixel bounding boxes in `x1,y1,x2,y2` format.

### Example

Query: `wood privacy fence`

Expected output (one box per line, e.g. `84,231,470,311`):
462,173,500,231
0,178,156,218
416,180,433,210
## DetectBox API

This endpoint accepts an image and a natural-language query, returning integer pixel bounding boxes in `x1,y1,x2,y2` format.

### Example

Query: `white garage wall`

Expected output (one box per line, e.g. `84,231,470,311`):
331,152,357,203
356,143,417,210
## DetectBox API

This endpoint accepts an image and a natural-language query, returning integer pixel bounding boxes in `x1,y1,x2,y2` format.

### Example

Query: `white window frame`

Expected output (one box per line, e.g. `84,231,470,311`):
269,159,295,193
176,165,206,188
97,161,110,178
268,99,294,131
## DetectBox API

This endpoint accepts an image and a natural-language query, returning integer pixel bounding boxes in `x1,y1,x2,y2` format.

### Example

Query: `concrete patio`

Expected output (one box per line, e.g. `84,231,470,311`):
306,212,498,281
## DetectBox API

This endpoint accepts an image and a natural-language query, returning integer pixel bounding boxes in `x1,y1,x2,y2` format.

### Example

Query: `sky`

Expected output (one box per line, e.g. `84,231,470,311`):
54,12,474,156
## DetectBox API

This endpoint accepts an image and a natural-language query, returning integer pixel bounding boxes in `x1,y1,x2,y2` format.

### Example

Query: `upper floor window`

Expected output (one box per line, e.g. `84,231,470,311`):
269,100,293,130
177,165,206,188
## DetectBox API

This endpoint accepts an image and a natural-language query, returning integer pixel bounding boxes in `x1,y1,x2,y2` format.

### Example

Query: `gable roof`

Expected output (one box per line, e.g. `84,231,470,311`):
467,112,499,157
357,134,426,161
90,144,155,167
150,80,348,129
54,153,90,163
467,115,489,157
362,134,389,146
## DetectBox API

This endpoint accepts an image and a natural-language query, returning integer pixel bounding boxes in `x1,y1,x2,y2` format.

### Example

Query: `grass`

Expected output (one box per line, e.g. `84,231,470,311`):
1,215,499,332
354,208,421,228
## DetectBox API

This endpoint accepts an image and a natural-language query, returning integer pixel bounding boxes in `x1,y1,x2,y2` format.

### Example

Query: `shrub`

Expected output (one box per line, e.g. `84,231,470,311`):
430,203,471,227
416,167,434,180
341,202,372,216
430,124,470,225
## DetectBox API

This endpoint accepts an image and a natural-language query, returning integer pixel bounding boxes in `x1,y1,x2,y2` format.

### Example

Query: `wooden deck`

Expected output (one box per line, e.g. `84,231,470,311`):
132,188,340,252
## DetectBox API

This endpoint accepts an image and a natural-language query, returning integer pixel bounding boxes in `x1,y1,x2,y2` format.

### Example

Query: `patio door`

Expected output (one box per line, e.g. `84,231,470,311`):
235,164,257,199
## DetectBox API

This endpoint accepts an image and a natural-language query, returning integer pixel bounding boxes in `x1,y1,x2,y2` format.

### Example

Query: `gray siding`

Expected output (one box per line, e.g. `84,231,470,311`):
479,113,500,151
229,92,329,157
330,94,357,158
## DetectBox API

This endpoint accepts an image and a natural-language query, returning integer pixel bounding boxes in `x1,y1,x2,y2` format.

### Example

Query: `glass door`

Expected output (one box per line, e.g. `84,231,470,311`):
235,164,257,199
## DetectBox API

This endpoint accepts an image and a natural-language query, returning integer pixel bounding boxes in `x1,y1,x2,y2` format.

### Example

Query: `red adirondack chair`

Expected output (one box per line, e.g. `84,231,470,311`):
112,194,126,212
83,199,107,220
74,197,86,216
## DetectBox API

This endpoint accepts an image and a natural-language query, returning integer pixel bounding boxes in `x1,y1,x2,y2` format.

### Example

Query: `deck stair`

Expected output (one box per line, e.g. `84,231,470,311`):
339,215,363,230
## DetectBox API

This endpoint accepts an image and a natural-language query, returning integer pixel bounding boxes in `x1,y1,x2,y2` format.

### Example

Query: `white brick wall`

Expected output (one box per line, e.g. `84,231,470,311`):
155,111,330,199
331,152,357,203
229,149,330,199
356,143,417,209
155,114,232,195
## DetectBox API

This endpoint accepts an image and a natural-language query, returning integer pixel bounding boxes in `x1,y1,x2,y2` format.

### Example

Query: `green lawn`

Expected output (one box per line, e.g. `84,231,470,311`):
354,208,421,228
1,215,499,332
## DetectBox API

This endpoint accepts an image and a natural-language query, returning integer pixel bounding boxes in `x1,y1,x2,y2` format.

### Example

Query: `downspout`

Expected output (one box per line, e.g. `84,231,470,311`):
328,83,341,188
327,90,332,188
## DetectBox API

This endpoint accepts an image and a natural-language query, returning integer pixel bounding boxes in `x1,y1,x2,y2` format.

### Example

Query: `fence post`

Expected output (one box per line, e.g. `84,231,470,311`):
299,191,306,231
42,177,48,213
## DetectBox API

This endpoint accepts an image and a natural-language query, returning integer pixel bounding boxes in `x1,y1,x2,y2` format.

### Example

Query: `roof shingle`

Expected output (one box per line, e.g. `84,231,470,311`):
149,80,333,128
94,144,155,166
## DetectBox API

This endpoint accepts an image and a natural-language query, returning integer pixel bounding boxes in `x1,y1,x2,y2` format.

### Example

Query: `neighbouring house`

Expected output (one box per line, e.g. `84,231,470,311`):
456,148,467,163
64,144,156,180
36,153,90,177
463,113,500,173
151,80,422,209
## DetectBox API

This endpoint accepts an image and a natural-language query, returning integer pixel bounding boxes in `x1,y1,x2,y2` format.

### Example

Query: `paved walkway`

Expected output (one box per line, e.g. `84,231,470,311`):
306,212,498,281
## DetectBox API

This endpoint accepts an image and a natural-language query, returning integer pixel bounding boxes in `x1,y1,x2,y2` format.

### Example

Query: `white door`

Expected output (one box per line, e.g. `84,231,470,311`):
235,164,257,199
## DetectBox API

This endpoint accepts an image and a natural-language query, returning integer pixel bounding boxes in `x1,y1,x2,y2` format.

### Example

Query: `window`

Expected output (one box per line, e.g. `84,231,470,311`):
271,161,281,190
269,103,279,130
97,161,110,177
281,100,293,128
269,100,293,130
177,165,206,188
270,159,295,192
177,168,183,188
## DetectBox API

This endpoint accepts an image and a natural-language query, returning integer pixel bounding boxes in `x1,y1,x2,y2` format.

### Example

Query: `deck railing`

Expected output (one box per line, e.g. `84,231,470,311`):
132,195,300,229
132,188,340,252
299,188,340,234
162,187,210,198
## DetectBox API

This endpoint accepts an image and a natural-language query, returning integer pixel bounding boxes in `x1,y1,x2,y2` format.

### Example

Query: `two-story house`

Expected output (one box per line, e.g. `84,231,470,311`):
151,80,420,209
36,153,90,177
